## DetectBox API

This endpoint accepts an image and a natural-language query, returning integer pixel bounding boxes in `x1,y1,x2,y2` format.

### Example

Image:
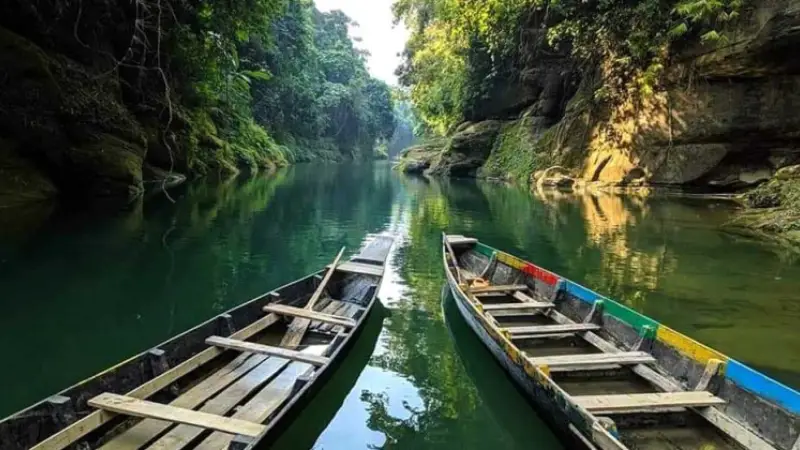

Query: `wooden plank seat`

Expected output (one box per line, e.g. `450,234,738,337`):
445,235,478,246
205,337,331,366
505,323,601,335
88,393,266,437
573,391,726,414
352,234,394,264
469,284,528,294
482,302,553,311
263,304,357,328
329,261,383,277
528,351,655,369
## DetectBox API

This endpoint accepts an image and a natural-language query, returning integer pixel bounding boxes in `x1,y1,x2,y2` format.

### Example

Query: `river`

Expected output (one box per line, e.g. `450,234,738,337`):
1,162,798,449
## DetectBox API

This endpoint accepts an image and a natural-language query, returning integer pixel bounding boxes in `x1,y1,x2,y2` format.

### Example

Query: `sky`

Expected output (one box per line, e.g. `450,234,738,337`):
314,0,409,85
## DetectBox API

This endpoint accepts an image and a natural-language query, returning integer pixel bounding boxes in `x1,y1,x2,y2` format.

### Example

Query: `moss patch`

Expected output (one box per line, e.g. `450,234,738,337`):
479,117,558,183
0,138,57,208
727,177,800,243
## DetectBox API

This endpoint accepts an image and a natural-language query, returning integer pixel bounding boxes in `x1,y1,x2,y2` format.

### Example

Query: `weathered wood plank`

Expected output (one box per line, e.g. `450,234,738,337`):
205,337,330,366
88,394,266,437
445,235,478,246
99,353,261,450
482,302,553,311
145,356,295,450
353,235,394,264
280,249,344,349
574,392,725,414
307,247,345,311
505,323,600,335
528,351,655,368
193,348,326,449
513,291,540,303
264,304,356,328
31,314,280,450
469,284,528,294
331,261,384,277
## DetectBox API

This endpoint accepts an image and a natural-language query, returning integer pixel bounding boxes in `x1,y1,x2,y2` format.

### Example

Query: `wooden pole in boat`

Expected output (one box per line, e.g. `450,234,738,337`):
442,233,463,285
280,247,345,349
306,247,345,311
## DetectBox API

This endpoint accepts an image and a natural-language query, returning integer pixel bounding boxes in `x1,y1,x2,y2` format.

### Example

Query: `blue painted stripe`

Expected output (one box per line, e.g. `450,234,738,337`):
564,280,604,304
726,360,800,414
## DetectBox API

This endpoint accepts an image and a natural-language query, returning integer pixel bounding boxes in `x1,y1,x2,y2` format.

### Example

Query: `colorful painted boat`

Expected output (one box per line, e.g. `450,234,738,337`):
0,235,393,450
442,233,800,450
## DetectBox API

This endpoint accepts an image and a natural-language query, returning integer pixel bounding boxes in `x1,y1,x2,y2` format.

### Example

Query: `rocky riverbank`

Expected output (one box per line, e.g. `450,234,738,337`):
396,0,800,242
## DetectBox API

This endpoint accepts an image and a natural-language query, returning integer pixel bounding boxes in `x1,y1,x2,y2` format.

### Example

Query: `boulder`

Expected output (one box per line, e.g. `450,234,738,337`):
776,164,800,180
428,121,504,177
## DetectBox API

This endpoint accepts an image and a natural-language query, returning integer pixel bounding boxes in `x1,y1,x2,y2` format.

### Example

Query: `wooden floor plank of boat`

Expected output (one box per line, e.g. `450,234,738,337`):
264,304,357,328
144,349,312,450
193,349,325,450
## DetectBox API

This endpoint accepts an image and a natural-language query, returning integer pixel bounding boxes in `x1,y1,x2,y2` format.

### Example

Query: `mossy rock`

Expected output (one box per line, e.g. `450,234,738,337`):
68,133,145,201
0,138,57,207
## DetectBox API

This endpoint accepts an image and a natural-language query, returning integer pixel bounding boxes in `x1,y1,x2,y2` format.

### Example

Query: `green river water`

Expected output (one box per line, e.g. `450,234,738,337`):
1,162,799,449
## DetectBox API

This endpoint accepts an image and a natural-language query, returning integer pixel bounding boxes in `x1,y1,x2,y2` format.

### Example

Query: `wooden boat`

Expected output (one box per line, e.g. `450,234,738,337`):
442,233,800,450
0,234,394,450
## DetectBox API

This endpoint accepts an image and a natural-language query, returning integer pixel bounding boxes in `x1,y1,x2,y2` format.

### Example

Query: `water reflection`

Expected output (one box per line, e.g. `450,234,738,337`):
0,162,798,448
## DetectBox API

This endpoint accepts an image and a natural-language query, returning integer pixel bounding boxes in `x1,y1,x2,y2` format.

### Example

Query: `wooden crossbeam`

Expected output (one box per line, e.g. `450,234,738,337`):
469,284,528,294
88,393,266,437
505,323,600,335
482,302,553,311
574,391,726,414
529,351,655,368
331,261,383,277
446,235,478,246
205,336,330,366
264,304,356,328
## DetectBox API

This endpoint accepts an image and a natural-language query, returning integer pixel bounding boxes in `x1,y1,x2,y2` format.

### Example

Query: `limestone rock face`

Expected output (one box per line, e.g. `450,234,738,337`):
578,0,800,186
428,121,505,177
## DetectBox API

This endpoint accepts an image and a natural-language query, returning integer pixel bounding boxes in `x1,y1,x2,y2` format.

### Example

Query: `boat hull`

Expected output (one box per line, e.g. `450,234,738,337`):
442,233,800,450
444,267,592,449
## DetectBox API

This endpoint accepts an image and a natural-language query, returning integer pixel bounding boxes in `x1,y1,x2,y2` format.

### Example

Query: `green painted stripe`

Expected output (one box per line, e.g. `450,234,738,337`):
474,242,495,257
603,300,659,336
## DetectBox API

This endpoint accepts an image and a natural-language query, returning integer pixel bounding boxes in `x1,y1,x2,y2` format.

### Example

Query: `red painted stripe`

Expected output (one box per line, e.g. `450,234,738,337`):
522,263,559,286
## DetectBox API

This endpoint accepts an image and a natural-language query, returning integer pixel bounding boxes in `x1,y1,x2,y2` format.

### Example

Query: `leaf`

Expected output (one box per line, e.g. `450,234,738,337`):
241,70,272,81
701,30,721,42
668,22,689,37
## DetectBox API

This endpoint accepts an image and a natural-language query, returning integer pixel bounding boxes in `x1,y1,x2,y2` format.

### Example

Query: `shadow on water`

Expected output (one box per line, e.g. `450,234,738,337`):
267,302,388,450
441,286,563,449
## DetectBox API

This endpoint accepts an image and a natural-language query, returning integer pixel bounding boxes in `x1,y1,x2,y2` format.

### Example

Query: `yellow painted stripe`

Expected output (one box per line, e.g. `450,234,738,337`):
656,325,729,369
497,252,526,270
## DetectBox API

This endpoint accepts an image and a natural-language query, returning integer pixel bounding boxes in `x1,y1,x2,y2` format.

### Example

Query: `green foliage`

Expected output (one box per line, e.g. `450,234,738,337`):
395,0,744,132
242,1,396,161
480,119,556,182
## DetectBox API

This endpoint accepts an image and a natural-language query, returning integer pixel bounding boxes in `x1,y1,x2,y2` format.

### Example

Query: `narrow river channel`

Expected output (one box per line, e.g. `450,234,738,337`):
1,162,798,448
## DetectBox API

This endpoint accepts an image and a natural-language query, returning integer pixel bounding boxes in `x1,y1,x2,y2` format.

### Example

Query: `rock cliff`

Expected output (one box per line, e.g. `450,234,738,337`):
400,0,800,189
397,0,800,240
